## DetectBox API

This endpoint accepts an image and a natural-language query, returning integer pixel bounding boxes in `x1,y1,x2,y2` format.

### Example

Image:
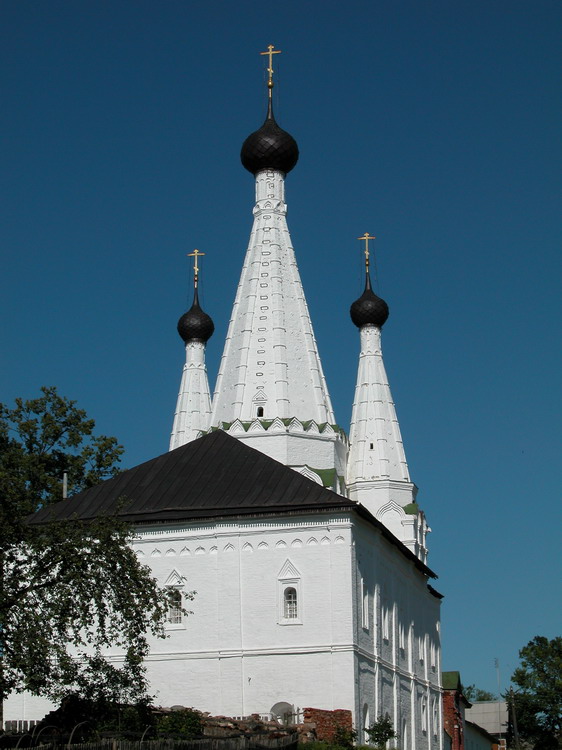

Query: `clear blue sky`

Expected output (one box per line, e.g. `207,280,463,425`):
2,0,561,699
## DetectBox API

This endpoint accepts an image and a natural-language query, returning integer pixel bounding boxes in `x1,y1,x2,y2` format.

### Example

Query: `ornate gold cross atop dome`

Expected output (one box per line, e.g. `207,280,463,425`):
260,44,281,89
358,232,375,272
188,248,205,287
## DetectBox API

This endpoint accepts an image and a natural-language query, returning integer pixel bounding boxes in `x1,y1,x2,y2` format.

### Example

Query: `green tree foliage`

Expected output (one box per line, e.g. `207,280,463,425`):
510,635,562,750
155,709,203,739
364,714,397,749
0,387,190,717
332,725,358,750
463,684,497,702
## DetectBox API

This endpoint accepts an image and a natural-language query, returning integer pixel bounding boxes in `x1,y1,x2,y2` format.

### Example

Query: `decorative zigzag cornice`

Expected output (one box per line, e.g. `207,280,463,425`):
210,417,348,441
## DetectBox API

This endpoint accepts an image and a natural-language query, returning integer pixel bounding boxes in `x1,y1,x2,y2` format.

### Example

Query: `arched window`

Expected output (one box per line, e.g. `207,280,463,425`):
167,589,182,624
284,587,298,619
257,406,264,417
432,697,438,737
421,697,428,733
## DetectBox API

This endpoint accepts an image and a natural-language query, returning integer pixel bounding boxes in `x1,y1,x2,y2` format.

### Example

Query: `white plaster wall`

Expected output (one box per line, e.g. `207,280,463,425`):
137,513,357,716
236,432,347,475
352,517,442,750
4,511,442,742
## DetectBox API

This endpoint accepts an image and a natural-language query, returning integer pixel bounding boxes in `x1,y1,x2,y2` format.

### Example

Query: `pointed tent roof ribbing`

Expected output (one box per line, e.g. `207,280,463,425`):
210,66,335,427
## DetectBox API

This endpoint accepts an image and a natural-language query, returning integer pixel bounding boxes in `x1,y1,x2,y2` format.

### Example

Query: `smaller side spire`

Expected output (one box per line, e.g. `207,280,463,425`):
170,251,214,451
346,234,429,561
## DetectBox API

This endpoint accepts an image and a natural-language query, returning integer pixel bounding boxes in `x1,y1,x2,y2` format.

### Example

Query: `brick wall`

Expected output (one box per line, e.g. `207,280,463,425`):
443,690,464,750
302,708,353,743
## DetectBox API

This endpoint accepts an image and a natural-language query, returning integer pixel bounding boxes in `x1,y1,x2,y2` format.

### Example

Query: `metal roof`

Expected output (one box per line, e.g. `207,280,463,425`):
30,430,437,580
30,430,354,525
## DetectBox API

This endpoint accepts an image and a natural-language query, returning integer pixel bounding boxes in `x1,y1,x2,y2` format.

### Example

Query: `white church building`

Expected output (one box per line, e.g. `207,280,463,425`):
7,53,443,749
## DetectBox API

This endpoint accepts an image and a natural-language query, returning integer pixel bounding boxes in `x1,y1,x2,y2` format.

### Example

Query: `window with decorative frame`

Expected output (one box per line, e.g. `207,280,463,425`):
164,569,186,630
277,559,302,625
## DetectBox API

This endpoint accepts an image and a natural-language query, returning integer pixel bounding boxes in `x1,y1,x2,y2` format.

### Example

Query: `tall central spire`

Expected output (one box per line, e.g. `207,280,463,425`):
209,49,345,485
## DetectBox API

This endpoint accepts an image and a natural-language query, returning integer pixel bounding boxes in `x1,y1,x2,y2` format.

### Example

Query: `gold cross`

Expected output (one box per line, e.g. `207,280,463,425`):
260,44,281,89
358,233,375,272
187,249,205,286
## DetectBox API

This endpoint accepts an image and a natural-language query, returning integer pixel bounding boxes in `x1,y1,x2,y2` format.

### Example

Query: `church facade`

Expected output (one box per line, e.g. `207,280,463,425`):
6,54,443,750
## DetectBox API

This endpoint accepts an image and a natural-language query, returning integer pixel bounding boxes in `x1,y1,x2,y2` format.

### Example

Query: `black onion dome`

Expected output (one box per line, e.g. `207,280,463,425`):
177,288,215,343
241,98,299,175
350,273,390,329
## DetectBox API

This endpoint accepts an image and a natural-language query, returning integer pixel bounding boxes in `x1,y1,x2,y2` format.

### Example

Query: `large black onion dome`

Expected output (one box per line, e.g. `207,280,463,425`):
177,288,215,343
241,98,299,175
350,273,390,328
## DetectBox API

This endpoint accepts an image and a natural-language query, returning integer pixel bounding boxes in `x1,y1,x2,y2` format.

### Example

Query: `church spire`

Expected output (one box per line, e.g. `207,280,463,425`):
346,234,429,561
169,251,214,450
210,49,345,486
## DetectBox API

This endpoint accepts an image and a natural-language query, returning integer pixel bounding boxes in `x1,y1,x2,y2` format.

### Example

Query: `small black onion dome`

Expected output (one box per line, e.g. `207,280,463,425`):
241,98,299,175
177,288,215,343
350,273,390,328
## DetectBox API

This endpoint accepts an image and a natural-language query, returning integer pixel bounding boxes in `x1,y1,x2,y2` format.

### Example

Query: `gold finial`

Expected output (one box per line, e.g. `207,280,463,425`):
260,44,281,91
187,248,205,288
358,233,375,273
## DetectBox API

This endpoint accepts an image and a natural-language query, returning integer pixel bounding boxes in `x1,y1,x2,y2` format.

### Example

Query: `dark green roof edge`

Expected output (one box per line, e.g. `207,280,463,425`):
442,671,462,690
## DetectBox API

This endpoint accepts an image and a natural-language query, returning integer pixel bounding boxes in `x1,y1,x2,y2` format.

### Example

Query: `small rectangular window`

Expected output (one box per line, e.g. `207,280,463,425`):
167,589,182,625
382,606,389,641
361,578,369,630
399,622,406,652
284,587,298,619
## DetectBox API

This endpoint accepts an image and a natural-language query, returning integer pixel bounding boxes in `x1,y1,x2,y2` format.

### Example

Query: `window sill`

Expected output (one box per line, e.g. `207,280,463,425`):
279,619,303,626
165,623,186,631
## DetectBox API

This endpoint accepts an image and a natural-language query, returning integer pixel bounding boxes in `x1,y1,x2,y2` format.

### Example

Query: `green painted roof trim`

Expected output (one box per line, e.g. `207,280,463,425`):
403,502,420,515
309,467,337,487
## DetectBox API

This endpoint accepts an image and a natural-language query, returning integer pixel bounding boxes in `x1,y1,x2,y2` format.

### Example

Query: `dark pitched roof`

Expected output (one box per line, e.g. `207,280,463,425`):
31,430,354,526
30,430,437,579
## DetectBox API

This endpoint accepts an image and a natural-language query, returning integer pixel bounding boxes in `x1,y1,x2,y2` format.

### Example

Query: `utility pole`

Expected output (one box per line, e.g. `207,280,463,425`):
509,688,521,750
